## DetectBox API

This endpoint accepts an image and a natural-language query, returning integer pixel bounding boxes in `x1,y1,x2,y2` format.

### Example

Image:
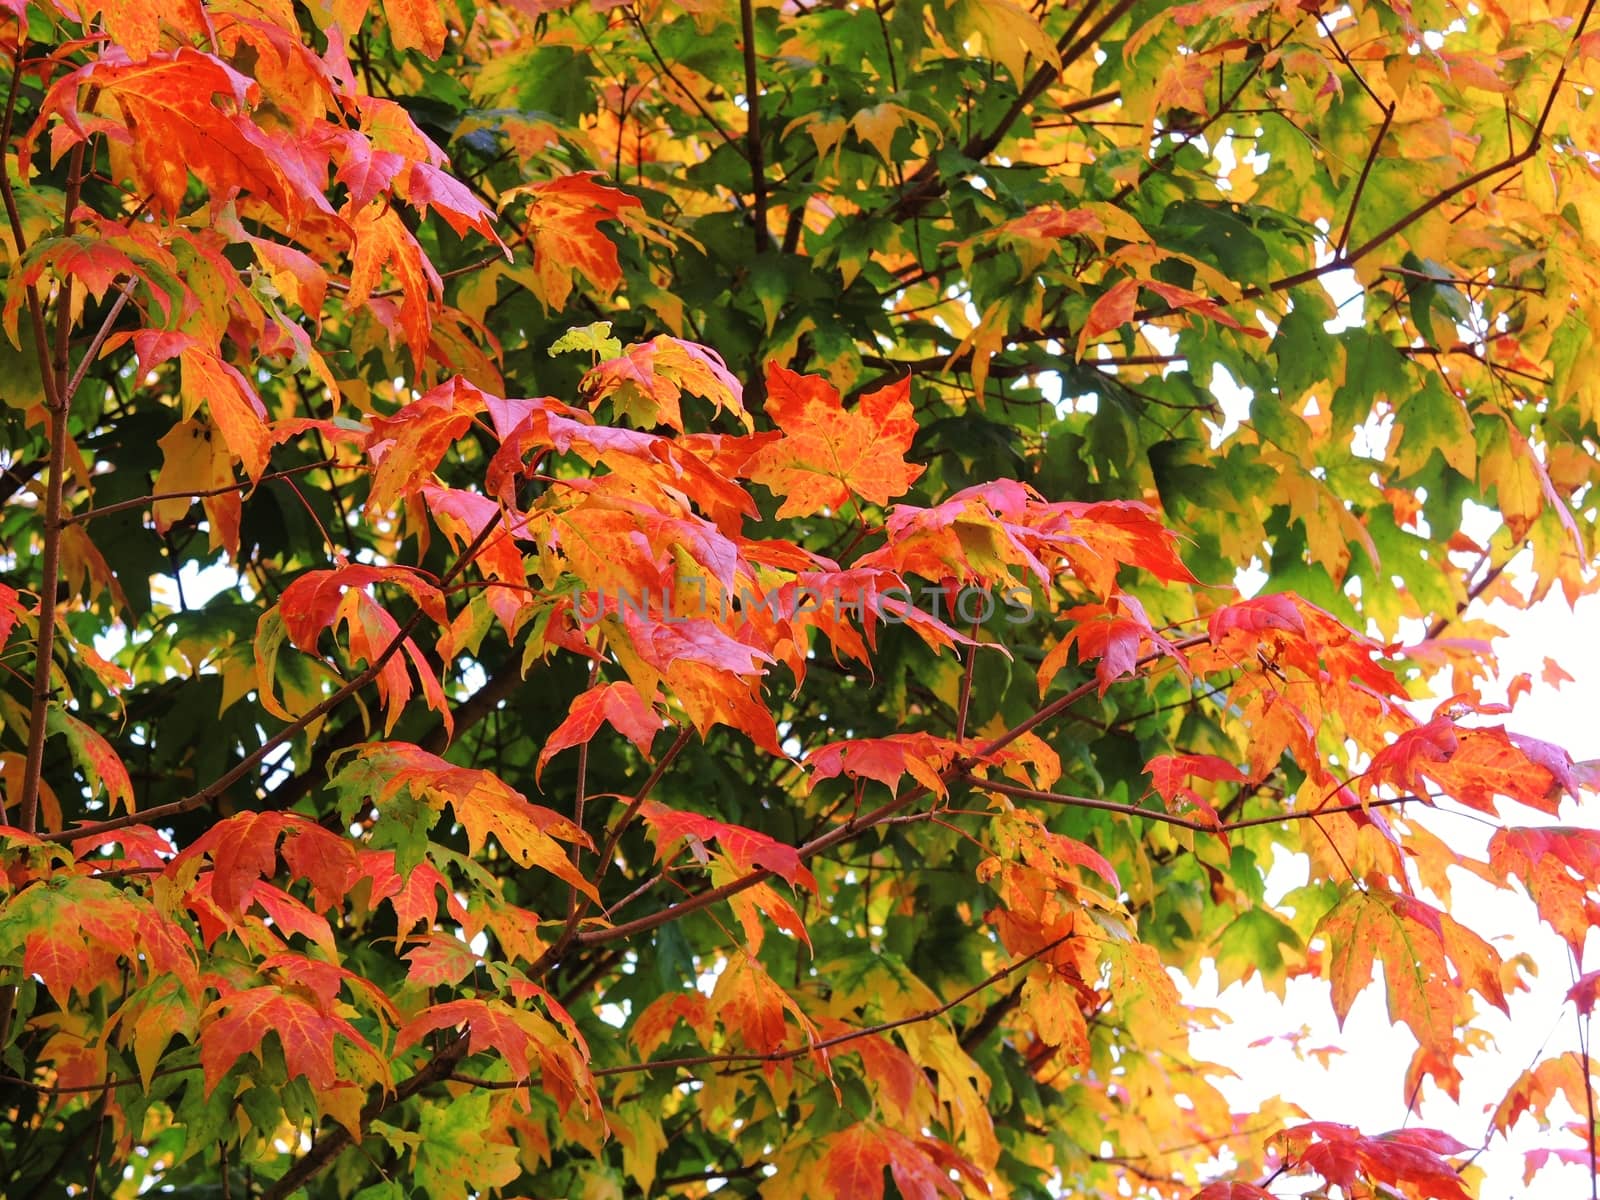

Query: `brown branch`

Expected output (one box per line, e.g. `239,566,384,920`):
324,253,505,298
594,726,694,875
1336,102,1395,255
64,459,338,525
1424,554,1513,641
1251,0,1593,308
880,4,1594,388
739,0,769,253
263,647,526,822
958,981,1024,1051
450,934,1074,1090
259,1033,470,1200
624,6,740,151
973,776,1424,833
573,637,1206,949
882,0,1138,223
10,134,88,834
597,931,1071,1075
955,634,978,741
530,726,695,979
1112,21,1297,206
0,1063,198,1095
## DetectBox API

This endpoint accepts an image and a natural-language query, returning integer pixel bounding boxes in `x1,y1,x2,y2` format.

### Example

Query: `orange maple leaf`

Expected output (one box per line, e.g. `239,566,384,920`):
516,172,642,310
745,364,923,518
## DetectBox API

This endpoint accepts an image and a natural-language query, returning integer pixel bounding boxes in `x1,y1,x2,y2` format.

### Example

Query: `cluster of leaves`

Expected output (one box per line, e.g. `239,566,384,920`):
0,0,1597,1198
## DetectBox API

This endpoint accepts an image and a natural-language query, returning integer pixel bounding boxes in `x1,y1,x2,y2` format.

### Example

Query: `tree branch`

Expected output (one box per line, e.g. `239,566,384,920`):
259,1033,471,1200
573,637,1206,948
44,511,507,844
739,0,769,253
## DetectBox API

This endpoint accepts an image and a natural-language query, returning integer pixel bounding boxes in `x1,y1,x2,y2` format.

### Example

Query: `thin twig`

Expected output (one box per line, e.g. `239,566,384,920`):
65,459,339,525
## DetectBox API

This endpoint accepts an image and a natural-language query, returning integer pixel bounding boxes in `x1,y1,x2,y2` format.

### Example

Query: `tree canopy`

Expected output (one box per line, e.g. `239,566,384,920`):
0,0,1597,1197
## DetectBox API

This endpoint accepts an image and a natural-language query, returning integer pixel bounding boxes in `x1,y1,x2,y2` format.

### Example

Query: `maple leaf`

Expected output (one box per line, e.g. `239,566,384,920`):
397,996,598,1115
31,49,337,221
47,710,133,816
1272,1123,1471,1200
152,419,241,555
1492,1052,1589,1133
745,365,923,518
638,799,816,890
806,733,962,798
1488,826,1600,955
1077,277,1140,357
1315,888,1507,1057
199,985,389,1100
580,336,750,432
335,744,597,899
823,1124,891,1198
9,1,1600,1194
278,563,451,734
538,681,665,780
1145,753,1246,825
364,378,492,513
710,951,816,1069
509,173,643,310
346,198,443,369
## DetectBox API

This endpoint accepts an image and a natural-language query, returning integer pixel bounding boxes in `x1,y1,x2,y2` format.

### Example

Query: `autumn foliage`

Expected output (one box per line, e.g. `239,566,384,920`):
1,0,1599,1197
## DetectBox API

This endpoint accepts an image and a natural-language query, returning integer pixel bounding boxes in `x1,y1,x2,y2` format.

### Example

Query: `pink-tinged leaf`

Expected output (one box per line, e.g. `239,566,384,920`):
279,563,448,651
333,130,406,208
881,1129,964,1200
806,733,961,798
248,880,335,953
355,849,455,937
1272,1122,1471,1200
538,681,665,780
1524,1147,1595,1186
1146,754,1247,800
1208,593,1306,640
72,823,177,869
1142,279,1265,336
618,609,773,676
402,161,501,243
396,997,598,1115
403,933,483,988
638,799,816,890
1489,826,1600,955
1568,970,1600,1016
